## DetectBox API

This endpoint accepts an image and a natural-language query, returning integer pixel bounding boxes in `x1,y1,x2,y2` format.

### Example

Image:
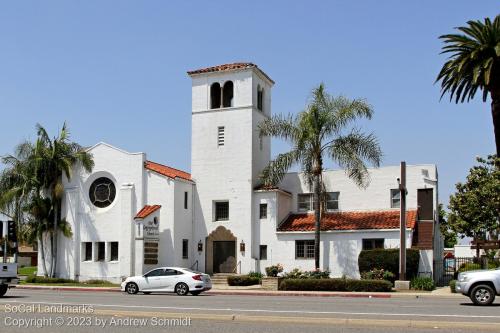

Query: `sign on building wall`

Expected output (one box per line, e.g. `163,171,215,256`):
143,217,159,265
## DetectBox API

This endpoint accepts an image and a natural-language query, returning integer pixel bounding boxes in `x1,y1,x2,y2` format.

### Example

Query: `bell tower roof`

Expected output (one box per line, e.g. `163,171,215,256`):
187,62,274,84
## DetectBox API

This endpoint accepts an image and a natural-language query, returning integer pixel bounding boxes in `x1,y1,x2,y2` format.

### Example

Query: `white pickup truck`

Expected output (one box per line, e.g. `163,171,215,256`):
0,262,19,297
456,268,500,305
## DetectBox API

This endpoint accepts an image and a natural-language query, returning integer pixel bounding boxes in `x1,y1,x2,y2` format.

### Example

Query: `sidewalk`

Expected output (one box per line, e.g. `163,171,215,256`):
14,284,461,299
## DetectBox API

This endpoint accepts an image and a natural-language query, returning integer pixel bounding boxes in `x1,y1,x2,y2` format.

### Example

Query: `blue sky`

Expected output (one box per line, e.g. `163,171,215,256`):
0,1,498,207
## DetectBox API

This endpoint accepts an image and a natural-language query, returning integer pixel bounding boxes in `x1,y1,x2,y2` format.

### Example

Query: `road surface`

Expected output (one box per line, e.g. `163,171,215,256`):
0,289,498,332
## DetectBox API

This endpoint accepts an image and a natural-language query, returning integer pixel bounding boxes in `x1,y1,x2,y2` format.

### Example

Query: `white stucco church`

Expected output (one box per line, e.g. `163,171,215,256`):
38,63,442,282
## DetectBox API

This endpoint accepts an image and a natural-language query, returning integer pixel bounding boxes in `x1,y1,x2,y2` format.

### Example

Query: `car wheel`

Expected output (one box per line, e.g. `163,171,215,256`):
0,285,8,297
125,282,139,295
470,284,496,306
191,291,201,296
175,283,189,296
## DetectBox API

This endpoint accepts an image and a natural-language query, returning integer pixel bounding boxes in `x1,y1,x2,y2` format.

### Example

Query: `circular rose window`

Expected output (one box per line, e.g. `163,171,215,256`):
89,177,116,208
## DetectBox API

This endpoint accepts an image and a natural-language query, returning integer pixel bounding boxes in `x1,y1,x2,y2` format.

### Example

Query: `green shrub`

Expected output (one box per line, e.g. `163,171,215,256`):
458,262,498,273
360,268,395,282
279,278,392,292
358,249,420,279
410,277,435,291
247,271,263,279
25,276,76,284
265,264,283,277
282,268,330,279
83,279,113,285
449,280,457,293
227,275,261,286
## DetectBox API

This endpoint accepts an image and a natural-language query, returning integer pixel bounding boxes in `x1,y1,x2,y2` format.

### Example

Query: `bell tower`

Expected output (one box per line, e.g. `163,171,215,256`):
188,63,274,273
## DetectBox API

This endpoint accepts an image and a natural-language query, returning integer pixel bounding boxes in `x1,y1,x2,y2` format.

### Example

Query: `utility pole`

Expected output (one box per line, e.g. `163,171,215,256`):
399,161,407,281
1,221,7,264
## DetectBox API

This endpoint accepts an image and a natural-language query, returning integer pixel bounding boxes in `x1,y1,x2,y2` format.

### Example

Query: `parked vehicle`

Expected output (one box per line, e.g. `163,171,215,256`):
121,267,212,296
0,263,19,297
456,268,500,305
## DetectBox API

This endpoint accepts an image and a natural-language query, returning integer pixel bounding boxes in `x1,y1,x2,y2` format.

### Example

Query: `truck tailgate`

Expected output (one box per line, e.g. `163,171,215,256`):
0,263,17,278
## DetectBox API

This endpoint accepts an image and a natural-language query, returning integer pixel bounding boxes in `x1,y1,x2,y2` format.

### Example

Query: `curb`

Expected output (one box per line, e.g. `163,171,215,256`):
207,290,392,298
16,285,121,293
15,285,462,299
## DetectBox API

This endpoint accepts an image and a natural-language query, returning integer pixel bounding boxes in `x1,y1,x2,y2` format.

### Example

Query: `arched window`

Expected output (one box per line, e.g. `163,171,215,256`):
211,83,221,109
257,85,264,111
222,81,234,108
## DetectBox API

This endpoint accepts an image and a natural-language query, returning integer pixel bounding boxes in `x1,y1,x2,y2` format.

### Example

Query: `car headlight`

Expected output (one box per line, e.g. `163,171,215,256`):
458,274,469,282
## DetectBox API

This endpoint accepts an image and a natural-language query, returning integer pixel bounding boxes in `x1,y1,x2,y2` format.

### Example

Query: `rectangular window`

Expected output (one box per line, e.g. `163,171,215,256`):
217,126,225,146
215,201,229,221
259,245,267,260
182,239,188,259
362,238,385,250
83,242,92,261
259,203,267,219
257,89,264,111
391,189,400,208
325,192,340,211
184,191,188,209
295,240,315,259
110,242,119,261
297,194,312,212
97,242,105,262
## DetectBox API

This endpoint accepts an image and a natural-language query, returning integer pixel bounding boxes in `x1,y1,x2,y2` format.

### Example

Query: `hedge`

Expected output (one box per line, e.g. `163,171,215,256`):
449,280,457,293
279,278,392,292
227,275,261,286
358,249,420,279
25,276,76,284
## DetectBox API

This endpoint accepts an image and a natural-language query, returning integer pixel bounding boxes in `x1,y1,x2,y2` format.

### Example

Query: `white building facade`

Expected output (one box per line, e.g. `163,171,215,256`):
39,63,442,282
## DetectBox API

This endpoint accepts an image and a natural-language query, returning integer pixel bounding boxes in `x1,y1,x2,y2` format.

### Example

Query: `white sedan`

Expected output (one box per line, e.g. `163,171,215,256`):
121,267,212,296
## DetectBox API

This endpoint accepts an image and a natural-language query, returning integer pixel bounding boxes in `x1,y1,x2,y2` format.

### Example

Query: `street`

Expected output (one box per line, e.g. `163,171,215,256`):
0,289,498,332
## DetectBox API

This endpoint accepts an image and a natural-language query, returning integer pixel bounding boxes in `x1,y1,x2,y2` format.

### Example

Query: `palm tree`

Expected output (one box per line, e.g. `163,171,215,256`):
436,15,500,156
34,123,94,277
259,84,382,269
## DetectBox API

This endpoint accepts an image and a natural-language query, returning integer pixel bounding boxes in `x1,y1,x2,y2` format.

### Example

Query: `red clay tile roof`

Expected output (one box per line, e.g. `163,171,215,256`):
145,161,192,182
187,63,256,75
187,62,274,84
135,205,161,219
278,210,417,232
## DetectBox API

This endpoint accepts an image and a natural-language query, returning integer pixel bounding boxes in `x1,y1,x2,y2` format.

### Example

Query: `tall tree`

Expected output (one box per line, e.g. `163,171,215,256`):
259,84,382,269
438,204,457,248
436,15,500,156
34,123,94,277
446,155,500,257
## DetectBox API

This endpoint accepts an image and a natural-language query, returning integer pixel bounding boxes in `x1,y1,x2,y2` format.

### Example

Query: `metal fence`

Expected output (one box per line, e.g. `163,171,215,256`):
433,256,500,287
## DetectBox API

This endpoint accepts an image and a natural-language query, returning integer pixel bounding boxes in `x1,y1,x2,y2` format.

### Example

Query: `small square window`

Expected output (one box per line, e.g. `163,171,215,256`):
298,194,313,212
259,245,267,260
96,242,105,262
259,203,267,219
182,239,189,259
325,192,339,211
83,242,92,262
295,240,315,259
215,201,229,221
391,189,400,208
110,242,118,261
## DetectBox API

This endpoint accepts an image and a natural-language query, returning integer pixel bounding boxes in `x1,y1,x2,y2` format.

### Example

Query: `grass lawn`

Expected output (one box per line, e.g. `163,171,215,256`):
18,266,37,276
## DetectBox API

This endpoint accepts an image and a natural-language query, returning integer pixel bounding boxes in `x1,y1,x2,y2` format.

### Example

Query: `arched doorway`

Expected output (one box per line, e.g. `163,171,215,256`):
206,226,236,274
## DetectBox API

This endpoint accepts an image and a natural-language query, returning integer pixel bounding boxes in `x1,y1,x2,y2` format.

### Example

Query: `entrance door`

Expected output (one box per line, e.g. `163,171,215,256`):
417,189,434,220
213,241,236,273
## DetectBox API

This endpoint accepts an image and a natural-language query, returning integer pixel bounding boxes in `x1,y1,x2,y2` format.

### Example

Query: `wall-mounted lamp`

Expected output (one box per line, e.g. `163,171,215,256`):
197,240,203,252
240,240,245,252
